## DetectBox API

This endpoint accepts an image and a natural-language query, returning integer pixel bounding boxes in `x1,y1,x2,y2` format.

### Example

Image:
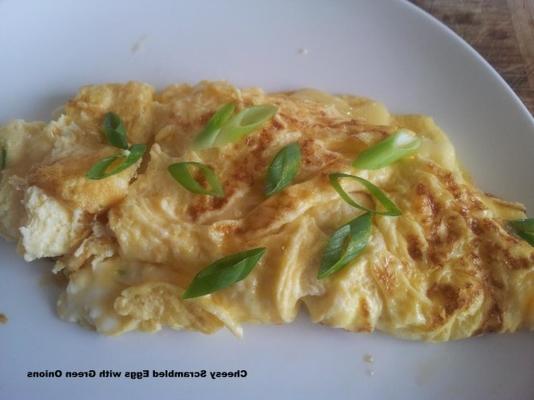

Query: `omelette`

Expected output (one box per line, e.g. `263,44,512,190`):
0,81,533,341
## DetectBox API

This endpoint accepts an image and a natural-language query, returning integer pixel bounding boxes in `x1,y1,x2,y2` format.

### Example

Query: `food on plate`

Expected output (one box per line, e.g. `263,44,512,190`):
0,81,532,341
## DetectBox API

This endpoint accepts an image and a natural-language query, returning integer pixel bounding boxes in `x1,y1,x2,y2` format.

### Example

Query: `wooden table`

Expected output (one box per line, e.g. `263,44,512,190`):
410,0,534,115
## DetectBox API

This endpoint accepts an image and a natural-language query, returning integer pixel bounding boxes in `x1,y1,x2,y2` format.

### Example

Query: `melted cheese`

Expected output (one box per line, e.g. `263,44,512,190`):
19,186,90,261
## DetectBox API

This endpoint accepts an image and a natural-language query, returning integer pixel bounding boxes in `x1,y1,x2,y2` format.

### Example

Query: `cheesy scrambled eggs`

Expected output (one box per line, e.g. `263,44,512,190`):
1,81,533,341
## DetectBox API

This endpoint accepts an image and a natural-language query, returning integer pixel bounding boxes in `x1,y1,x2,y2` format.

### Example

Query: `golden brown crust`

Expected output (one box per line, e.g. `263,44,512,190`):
65,82,156,145
28,148,139,214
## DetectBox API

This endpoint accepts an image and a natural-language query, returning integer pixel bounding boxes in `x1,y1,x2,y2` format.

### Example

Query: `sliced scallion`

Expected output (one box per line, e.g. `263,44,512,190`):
193,103,236,150
86,144,146,180
329,173,401,216
182,247,266,299
509,218,534,246
265,142,301,196
168,161,224,197
318,213,372,279
103,112,128,149
214,105,278,146
353,130,421,170
0,147,6,170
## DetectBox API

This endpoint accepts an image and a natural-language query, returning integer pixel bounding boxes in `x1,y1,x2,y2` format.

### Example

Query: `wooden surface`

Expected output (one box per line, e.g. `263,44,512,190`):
410,0,534,115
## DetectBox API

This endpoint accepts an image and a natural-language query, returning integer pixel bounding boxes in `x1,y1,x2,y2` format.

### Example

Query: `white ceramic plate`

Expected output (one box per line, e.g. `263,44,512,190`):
0,0,533,399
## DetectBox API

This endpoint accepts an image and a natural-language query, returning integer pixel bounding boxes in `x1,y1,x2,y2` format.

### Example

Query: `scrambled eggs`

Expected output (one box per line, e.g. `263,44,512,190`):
1,81,532,341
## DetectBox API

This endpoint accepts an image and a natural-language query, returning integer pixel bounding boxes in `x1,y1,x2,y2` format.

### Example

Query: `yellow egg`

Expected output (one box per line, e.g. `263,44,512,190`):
1,81,532,341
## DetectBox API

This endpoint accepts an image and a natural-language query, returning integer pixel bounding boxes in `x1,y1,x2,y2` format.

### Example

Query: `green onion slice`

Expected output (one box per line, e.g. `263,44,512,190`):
182,247,266,299
193,103,236,150
353,130,421,170
515,231,534,246
509,218,534,246
329,173,401,216
265,143,301,196
86,144,146,180
214,105,278,146
318,213,372,279
103,112,128,149
168,162,224,197
0,147,6,170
